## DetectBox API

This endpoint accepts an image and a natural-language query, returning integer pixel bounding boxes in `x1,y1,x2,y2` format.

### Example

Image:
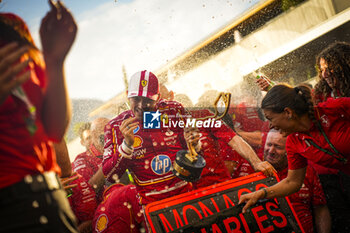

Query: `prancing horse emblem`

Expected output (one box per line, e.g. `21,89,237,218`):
141,80,148,87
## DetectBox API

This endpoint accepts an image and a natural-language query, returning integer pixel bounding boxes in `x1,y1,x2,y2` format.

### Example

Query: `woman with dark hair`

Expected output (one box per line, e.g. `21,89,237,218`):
255,42,350,232
314,41,350,103
239,84,350,231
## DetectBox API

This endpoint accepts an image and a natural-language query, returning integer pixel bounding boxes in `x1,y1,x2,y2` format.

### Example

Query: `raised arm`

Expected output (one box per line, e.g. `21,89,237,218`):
239,167,306,213
228,135,276,176
102,119,136,183
40,0,77,140
53,139,72,178
235,129,263,147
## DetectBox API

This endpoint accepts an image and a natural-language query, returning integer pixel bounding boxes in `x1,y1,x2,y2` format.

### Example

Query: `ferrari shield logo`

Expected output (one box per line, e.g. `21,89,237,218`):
95,214,108,233
141,80,148,87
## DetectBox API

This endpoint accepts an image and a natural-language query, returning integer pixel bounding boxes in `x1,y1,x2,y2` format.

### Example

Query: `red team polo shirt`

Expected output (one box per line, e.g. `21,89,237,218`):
102,100,192,205
0,58,60,188
93,184,142,233
68,175,98,224
278,166,326,233
190,109,237,189
287,98,350,175
232,102,268,133
231,102,270,158
72,144,103,183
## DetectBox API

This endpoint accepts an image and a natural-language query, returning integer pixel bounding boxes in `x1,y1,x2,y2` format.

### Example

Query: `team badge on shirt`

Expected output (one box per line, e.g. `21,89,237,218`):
151,155,172,175
320,114,330,127
133,135,143,148
141,80,148,87
95,214,108,233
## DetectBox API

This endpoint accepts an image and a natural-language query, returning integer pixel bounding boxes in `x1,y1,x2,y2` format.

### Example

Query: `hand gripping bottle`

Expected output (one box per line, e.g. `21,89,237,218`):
256,74,275,91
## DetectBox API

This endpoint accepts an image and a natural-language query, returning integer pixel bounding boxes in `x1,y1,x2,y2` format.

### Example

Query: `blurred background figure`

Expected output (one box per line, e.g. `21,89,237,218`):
313,41,350,233
0,0,78,232
190,89,275,188
229,80,269,158
78,122,92,151
55,140,97,233
174,93,193,108
314,41,350,103
159,83,174,101
92,184,143,233
72,117,109,200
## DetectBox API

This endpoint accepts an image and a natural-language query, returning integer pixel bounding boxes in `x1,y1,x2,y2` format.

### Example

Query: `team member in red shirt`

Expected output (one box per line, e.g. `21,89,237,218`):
78,122,93,151
239,84,350,231
103,70,199,205
313,41,350,232
0,3,78,232
256,72,346,232
68,175,98,232
237,129,331,233
72,118,109,182
72,117,109,199
92,184,143,233
314,41,350,103
191,109,235,188
102,70,203,232
233,106,269,157
55,140,98,233
190,108,274,189
72,144,101,182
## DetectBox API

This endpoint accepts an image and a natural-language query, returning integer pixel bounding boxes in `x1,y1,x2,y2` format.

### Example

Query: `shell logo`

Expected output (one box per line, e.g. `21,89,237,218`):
133,135,143,149
95,214,108,233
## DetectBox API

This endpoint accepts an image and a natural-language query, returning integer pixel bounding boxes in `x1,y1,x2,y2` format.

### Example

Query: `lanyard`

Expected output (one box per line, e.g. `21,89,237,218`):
305,121,347,164
12,86,37,135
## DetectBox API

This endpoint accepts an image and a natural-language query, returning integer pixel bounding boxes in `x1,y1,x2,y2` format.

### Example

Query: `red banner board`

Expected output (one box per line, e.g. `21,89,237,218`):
145,172,304,233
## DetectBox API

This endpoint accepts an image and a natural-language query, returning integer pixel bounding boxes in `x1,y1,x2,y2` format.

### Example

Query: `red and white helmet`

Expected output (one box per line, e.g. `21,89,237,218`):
127,70,160,101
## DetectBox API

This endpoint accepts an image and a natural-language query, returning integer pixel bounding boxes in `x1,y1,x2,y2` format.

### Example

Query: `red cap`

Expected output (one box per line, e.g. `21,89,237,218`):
127,70,160,100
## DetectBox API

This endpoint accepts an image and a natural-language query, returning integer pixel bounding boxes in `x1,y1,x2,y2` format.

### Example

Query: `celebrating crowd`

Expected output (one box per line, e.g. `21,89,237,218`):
1,1,349,233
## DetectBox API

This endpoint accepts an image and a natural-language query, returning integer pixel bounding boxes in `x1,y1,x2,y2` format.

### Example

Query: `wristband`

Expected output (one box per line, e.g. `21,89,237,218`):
118,145,132,159
122,140,134,154
118,142,133,159
123,140,133,151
